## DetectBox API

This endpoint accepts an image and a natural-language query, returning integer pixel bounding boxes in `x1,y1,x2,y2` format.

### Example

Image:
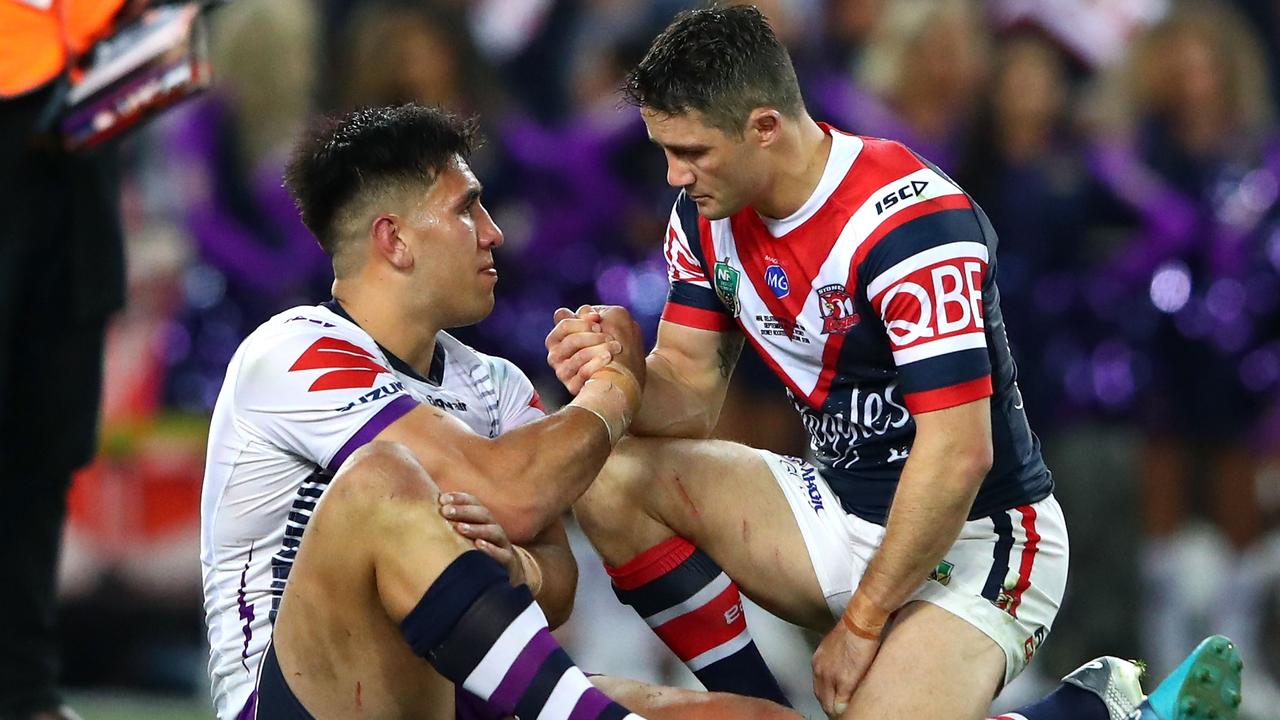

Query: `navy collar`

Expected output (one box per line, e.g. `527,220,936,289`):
322,299,445,385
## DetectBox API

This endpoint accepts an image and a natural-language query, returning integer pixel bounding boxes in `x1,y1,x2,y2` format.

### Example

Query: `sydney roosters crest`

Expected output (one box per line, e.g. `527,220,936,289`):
817,284,859,335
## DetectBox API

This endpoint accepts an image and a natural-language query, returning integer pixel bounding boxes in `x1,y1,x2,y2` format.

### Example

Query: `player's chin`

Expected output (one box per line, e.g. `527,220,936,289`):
695,199,734,221
469,291,497,323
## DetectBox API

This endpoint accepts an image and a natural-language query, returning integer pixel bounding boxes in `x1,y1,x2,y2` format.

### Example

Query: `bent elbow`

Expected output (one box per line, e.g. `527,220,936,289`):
963,443,994,482
502,497,561,546
503,513,543,547
543,590,575,630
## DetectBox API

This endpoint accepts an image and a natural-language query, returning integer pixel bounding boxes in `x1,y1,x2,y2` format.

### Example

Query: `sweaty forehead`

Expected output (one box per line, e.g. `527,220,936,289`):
425,155,480,201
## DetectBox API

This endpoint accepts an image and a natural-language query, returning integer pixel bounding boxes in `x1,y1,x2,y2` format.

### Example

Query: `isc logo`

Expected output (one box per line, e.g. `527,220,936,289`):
874,180,930,214
878,260,985,347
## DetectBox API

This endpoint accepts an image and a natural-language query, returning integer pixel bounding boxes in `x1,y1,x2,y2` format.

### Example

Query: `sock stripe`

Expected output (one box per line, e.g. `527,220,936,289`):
606,535,697,591
612,547,725,618
512,647,575,719
1008,504,1040,617
686,626,752,671
568,687,615,720
401,550,508,657
651,581,748,663
483,625,558,709
606,539,793,708
540,665,595,719
643,572,732,628
461,600,549,698
406,552,638,720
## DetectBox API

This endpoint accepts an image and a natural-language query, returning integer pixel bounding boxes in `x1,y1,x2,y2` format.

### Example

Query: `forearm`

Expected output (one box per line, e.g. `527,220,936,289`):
518,521,577,629
854,446,987,615
629,353,723,438
629,333,742,438
407,371,635,544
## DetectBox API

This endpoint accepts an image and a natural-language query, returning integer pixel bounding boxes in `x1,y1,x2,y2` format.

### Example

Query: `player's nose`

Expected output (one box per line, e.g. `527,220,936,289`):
475,202,504,248
664,154,694,188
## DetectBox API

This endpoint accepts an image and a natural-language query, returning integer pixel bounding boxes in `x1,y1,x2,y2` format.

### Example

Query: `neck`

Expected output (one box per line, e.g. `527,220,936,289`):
754,116,832,219
332,276,440,377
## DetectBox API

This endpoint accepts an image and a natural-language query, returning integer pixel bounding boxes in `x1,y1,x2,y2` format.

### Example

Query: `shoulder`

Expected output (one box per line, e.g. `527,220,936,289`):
233,304,385,391
840,139,975,263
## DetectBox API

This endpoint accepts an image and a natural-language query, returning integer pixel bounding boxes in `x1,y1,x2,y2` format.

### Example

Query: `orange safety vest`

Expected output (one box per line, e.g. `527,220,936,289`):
0,0,127,98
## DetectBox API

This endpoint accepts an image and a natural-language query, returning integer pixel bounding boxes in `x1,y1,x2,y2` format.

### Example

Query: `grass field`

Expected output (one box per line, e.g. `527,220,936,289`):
68,692,210,720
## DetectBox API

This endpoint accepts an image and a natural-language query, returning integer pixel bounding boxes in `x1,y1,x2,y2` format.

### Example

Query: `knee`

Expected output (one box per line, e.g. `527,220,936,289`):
576,436,660,530
326,441,441,510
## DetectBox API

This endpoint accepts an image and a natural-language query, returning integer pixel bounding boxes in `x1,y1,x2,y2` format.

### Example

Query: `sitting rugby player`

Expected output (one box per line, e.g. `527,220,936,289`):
200,104,800,720
545,6,1244,720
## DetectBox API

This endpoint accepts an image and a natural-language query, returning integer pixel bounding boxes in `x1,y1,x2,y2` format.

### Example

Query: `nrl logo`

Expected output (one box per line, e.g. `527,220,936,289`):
713,259,742,317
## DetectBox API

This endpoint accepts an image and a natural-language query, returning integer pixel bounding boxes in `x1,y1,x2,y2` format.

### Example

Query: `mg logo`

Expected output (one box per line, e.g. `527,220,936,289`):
764,264,790,298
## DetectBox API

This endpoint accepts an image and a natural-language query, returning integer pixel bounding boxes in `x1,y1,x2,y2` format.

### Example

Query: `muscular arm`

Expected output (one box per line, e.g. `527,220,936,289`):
520,519,577,629
377,374,635,545
853,399,993,615
629,320,744,439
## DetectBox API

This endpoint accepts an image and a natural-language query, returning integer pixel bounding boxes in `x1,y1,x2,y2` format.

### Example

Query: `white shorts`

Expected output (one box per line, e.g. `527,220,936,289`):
761,451,1068,687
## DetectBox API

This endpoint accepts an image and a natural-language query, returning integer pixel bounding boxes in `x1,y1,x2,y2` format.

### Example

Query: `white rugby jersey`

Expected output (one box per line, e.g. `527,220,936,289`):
200,300,543,720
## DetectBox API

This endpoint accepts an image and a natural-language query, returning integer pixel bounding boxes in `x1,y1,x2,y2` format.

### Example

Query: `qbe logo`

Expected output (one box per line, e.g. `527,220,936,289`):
874,258,986,347
764,264,790,298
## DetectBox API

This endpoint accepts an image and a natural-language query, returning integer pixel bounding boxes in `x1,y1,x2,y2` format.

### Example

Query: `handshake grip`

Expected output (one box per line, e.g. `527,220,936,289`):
550,305,646,445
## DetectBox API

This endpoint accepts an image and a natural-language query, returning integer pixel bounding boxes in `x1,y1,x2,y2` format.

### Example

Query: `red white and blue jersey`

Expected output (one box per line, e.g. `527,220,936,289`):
200,301,544,720
661,125,1052,524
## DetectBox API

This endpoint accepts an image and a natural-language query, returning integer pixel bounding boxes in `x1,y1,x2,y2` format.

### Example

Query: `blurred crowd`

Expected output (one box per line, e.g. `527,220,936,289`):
63,0,1280,717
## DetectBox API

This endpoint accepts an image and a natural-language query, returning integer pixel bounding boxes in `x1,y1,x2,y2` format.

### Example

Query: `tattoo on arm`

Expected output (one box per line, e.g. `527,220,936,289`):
716,334,744,379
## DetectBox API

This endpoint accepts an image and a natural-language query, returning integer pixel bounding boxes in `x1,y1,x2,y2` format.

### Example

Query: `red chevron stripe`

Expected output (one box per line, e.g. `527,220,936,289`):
289,337,389,392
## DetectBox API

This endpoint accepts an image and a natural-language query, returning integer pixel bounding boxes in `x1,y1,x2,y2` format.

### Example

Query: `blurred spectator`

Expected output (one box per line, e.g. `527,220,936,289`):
813,0,884,71
160,0,329,412
960,33,1094,434
813,0,990,173
990,0,1168,71
961,32,1151,690
339,1,504,117
1086,2,1280,711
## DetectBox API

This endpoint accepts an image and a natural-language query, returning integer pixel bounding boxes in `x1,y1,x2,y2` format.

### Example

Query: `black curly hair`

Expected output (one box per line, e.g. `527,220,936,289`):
624,4,805,135
283,104,478,260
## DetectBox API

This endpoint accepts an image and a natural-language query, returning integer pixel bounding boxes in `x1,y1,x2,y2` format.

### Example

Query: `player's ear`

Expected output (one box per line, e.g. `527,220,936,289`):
371,215,414,270
747,108,782,148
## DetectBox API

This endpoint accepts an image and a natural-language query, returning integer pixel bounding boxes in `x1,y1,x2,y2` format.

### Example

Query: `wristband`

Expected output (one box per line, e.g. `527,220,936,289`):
568,404,616,445
590,364,642,412
514,545,544,595
841,591,890,641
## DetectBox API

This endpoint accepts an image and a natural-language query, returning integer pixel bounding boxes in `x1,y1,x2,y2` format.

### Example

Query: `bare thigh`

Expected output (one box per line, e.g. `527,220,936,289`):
591,675,802,720
843,601,1005,720
576,436,832,631
270,444,472,720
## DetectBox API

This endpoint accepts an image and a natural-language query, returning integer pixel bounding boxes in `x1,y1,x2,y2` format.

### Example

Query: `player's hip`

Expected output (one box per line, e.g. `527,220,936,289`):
758,450,1068,686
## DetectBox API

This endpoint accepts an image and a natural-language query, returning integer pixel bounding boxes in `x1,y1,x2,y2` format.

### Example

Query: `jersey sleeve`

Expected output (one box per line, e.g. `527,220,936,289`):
660,193,735,331
857,181,994,415
232,323,419,473
486,356,546,432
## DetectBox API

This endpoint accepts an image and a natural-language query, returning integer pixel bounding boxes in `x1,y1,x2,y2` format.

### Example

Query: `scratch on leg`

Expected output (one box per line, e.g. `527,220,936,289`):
672,475,700,518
